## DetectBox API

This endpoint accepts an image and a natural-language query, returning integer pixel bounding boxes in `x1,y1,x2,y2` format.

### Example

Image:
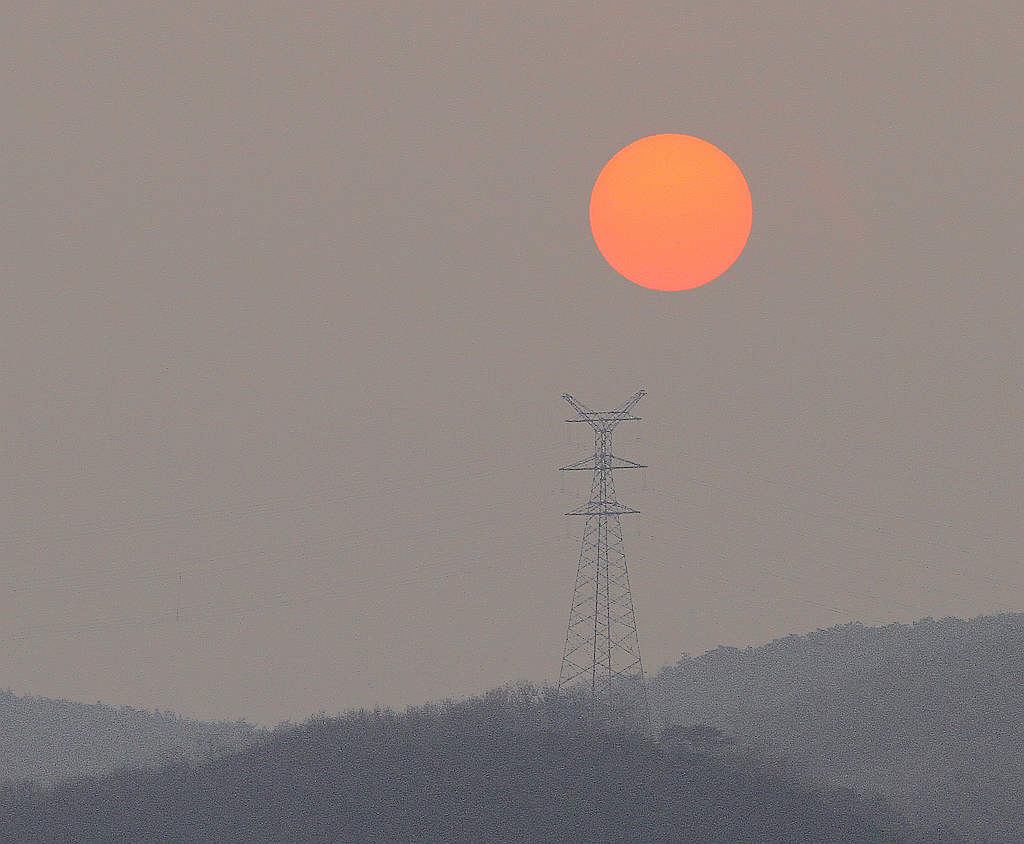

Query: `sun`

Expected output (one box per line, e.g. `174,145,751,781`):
589,133,752,292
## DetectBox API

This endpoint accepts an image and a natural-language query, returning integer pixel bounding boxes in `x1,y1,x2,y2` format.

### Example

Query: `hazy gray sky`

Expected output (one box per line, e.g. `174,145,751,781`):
2,3,1020,724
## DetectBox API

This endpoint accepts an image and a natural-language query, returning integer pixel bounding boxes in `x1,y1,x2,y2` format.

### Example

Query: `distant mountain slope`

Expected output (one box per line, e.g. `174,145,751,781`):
0,689,259,784
651,613,1024,842
0,687,924,843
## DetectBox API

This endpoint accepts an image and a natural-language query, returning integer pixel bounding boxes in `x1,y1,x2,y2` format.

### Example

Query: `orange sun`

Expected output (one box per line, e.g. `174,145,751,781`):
589,133,752,292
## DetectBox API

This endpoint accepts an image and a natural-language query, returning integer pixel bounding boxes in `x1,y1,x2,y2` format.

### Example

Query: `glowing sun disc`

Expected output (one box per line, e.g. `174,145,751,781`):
589,133,752,292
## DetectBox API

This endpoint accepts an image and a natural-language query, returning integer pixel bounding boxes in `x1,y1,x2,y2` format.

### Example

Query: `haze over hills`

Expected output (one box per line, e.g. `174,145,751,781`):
0,690,258,785
651,612,1024,842
0,687,926,843
3,613,1022,840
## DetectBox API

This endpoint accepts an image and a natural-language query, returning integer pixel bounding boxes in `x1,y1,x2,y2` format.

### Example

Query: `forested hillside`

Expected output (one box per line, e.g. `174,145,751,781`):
0,686,926,843
6,614,1017,840
0,689,259,784
651,613,1024,842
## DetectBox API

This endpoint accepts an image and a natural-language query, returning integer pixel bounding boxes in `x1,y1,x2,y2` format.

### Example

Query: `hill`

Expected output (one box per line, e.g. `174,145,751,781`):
0,689,259,785
0,686,925,843
651,613,1024,842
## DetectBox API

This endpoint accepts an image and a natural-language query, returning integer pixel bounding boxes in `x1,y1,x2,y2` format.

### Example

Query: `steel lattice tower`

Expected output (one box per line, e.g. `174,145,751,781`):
558,390,651,731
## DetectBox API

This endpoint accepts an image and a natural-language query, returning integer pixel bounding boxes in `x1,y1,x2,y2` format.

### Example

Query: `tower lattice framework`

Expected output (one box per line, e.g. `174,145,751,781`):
558,390,651,731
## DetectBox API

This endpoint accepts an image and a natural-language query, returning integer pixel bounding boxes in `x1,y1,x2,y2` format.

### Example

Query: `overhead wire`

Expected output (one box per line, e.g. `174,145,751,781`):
6,529,568,642
5,427,1016,647
0,441,567,550
641,483,1024,606
635,436,1018,561
4,486,562,596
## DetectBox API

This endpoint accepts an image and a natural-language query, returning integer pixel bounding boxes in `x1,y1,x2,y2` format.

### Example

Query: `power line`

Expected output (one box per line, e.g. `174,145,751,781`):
642,484,1024,606
4,486,559,596
0,443,567,550
636,437,1018,560
6,529,567,642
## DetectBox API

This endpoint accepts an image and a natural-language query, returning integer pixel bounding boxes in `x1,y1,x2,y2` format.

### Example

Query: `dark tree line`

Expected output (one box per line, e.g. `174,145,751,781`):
0,685,928,843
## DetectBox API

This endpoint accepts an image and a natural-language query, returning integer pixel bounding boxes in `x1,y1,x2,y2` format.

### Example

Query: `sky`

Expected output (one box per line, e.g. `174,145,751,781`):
2,2,1021,725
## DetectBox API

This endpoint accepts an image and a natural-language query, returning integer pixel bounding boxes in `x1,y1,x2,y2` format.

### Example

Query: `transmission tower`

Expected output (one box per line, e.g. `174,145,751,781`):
558,390,651,732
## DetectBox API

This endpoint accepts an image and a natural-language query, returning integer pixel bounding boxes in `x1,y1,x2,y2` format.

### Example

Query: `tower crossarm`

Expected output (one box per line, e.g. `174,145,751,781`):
561,393,601,427
613,390,646,418
562,393,644,429
560,455,646,471
565,502,640,516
